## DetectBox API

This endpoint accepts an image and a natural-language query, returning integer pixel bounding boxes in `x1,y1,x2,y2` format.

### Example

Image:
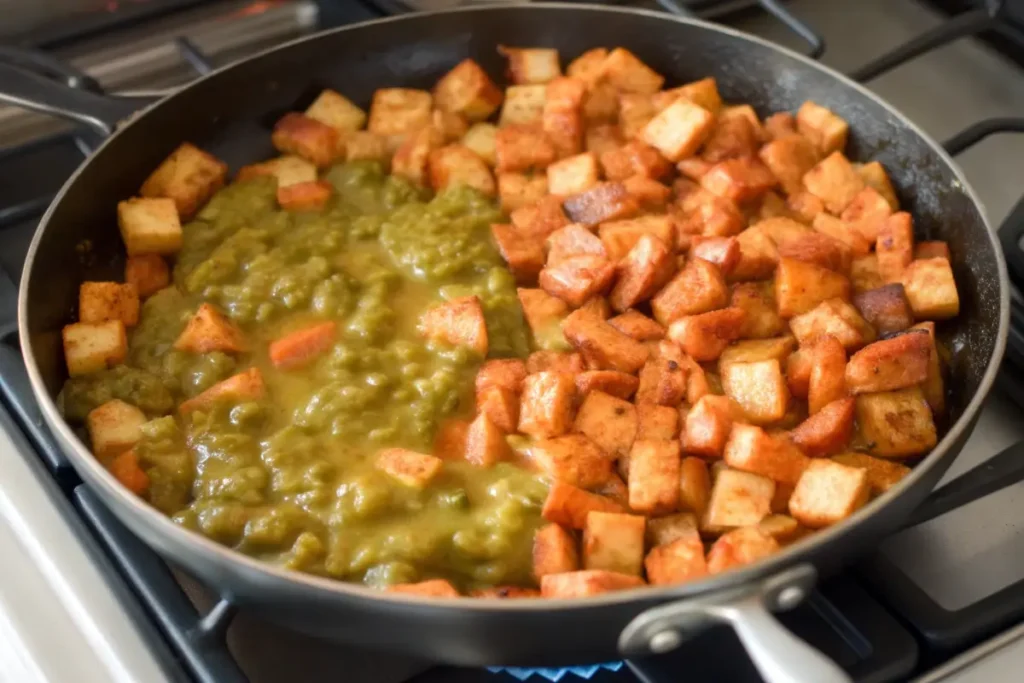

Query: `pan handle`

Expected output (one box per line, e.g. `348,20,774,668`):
620,564,851,683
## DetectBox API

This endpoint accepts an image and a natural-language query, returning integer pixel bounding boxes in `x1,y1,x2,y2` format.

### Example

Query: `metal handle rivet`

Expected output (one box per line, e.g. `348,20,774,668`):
776,586,804,610
648,629,682,654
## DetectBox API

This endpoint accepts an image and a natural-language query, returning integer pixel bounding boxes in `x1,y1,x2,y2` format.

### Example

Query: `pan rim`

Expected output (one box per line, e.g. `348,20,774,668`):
18,2,1010,614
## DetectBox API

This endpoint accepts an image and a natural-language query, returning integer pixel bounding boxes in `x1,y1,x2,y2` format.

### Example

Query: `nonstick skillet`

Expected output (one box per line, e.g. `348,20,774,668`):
0,5,1010,683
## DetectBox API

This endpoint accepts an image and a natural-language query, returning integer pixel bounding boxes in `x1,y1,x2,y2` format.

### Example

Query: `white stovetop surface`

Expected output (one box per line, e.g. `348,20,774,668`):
3,1,1024,682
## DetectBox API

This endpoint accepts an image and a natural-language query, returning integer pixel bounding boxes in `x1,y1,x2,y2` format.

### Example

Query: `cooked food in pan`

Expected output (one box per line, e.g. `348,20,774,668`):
59,45,959,598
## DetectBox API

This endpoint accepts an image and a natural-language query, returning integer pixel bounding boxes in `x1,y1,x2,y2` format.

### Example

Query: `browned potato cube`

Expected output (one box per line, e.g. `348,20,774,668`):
628,439,681,515
635,357,688,407
391,126,440,186
757,514,806,544
276,180,333,211
305,89,366,133
86,399,146,460
498,46,561,84
808,334,848,415
598,214,675,262
583,511,647,575
492,223,545,284
641,98,715,162
772,482,796,514
540,570,645,597
140,143,227,220
786,348,812,399
470,586,541,599
124,254,170,299
600,140,672,181
644,536,707,585
428,144,495,196
700,158,777,204
174,303,246,354
667,78,723,113
418,295,488,356
790,397,855,457
853,283,914,334
567,47,609,85
368,88,433,143
531,434,613,489
575,371,640,400
636,403,680,441
562,307,650,373
527,350,585,376
117,197,182,256
812,214,871,257
616,93,656,139
585,122,623,154
901,257,960,320
651,258,728,325
476,359,527,396
724,424,809,485
573,390,638,459
721,359,789,424
433,418,469,460
546,224,606,267
730,282,785,339
494,125,556,174
512,196,571,240
757,191,791,221
462,123,499,166
914,241,951,262
63,320,127,377
857,160,899,210
876,212,915,284
679,455,711,517
517,287,569,340
845,331,931,394
776,231,852,275
718,337,797,371
758,133,819,195
841,186,893,244
563,182,640,227
786,190,826,224
533,522,580,579
389,580,459,597
375,448,443,488
344,131,391,164
707,527,780,574
691,236,741,277
764,112,797,140
271,112,343,168
546,152,599,196
610,235,675,313
519,371,577,439
796,101,849,156
476,386,519,434
177,368,265,415
608,310,665,341
539,254,615,308
729,229,779,282
499,84,547,127
676,185,746,242
79,282,139,328
912,321,945,415
599,48,665,94
701,107,759,163
236,155,318,188
465,413,510,468
681,395,734,458
832,452,912,494
543,481,624,530
702,469,775,533
803,151,864,214
432,59,502,122
851,254,884,294
788,298,875,350
646,512,699,548
788,459,869,528
666,307,746,362
855,387,937,457
543,77,587,158
775,258,851,319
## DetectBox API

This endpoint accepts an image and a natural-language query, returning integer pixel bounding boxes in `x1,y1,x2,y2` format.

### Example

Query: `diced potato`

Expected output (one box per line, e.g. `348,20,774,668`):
608,310,665,341
124,254,170,299
546,225,606,266
812,214,871,257
567,47,609,85
495,124,557,174
700,158,777,204
701,107,760,163
585,123,623,155
677,187,746,240
368,88,433,142
476,386,519,433
476,358,527,396
691,237,740,277
600,140,672,181
796,101,849,156
277,179,333,211
803,151,864,214
63,320,127,377
641,98,715,162
547,152,599,196
512,195,571,239
533,523,580,579
787,190,826,224
701,469,775,533
375,448,444,488
575,371,639,400
140,142,227,219
764,112,797,140
465,413,510,468
433,418,469,460
758,133,819,195
730,282,785,339
344,131,390,164
86,399,146,460
499,84,548,127
428,144,495,196
583,511,647,575
772,482,795,514
786,349,812,399
543,77,587,157
635,357,688,407
808,334,848,415
628,440,681,515
707,526,780,574
681,395,734,458
637,403,680,442
463,123,499,166
492,223,544,284
540,570,645,598
901,257,960,320
679,455,711,517
912,321,945,415
790,397,855,457
434,110,470,142
719,337,797,371
519,371,577,439
775,231,852,275
418,295,488,356
599,48,664,94
841,186,893,243
721,359,789,425
877,212,915,284
470,586,541,599
174,303,247,354
498,45,561,84
758,514,805,544
832,452,911,494
305,89,366,132
573,390,637,458
667,307,746,362
598,214,675,262
757,191,791,220
617,93,657,140
775,258,851,318
730,229,779,282
851,254,883,294
177,368,265,415
645,536,707,585
583,84,620,124
527,350,585,375
856,160,899,210
392,126,440,186
645,512,699,548
562,307,650,373
117,197,182,256
610,234,675,313
272,112,343,168
651,258,727,325
788,298,875,350
389,579,460,597
543,481,625,529
539,254,615,308
788,459,869,528
724,424,809,485
236,155,317,188
853,283,914,334
518,287,569,338
846,331,931,394
855,387,937,457
499,173,548,213
79,281,139,328
563,182,640,227
652,77,723,114
914,241,951,262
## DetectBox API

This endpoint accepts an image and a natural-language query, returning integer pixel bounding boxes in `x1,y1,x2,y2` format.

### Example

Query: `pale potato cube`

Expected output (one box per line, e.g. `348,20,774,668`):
567,48,609,85
701,469,775,534
721,359,790,424
681,395,735,458
63,320,127,377
375,448,443,488
724,423,809,485
788,298,875,350
499,84,548,127
462,123,499,167
628,439,681,515
851,255,884,293
912,321,945,415
796,101,849,156
757,514,805,544
855,387,937,457
117,197,182,256
719,337,797,371
140,142,226,219
305,89,366,132
498,173,548,213
901,257,960,320
86,399,146,460
645,512,699,549
599,48,664,94
789,459,869,528
877,212,915,284
499,45,562,84
344,131,390,164
583,511,646,575
368,88,433,140
547,152,600,196
832,452,911,494
236,155,317,188
640,98,715,162
857,160,899,210
706,526,780,574
79,282,139,327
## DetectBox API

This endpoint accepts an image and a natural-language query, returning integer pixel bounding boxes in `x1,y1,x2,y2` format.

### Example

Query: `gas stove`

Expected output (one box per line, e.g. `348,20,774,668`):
3,1,1024,682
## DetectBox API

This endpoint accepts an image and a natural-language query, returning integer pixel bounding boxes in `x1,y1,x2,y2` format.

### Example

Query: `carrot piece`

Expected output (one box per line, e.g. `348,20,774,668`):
108,450,150,496
269,321,337,370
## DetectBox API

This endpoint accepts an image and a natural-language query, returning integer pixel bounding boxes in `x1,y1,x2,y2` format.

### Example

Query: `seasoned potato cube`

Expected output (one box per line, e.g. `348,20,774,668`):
476,359,527,396
600,140,671,181
796,101,849,156
574,371,639,401
610,234,675,313
787,190,826,224
757,191,791,220
432,59,502,122
418,295,488,356
124,254,169,299
598,214,675,262
539,254,615,308
499,84,547,127
368,88,433,140
776,231,852,275
681,395,734,458
532,434,614,489
566,47,609,85
599,48,664,93
729,229,779,282
574,390,637,458
140,142,227,219
174,303,247,354
177,368,265,415
646,512,699,548
547,152,599,196
651,258,727,325
790,397,855,457
775,258,851,319
789,459,869,528
465,413,510,468
498,173,548,213
772,482,795,514
912,321,945,415
512,195,571,239
86,399,146,460
901,257,960,320
846,331,931,394
608,310,665,341
808,334,848,415
492,223,544,284
679,455,711,517
79,282,139,328
344,131,390,164
811,214,871,257
853,283,914,334
856,387,937,457
721,359,789,424
389,579,460,597
851,254,884,294
527,350,585,375
428,144,495,195
758,514,805,544
543,481,625,529
585,122,623,155
700,158,777,204
541,570,645,597
63,320,127,377
702,469,775,533
272,112,343,168
915,241,951,262
277,179,333,211
433,418,470,460
786,349,812,399
841,186,893,243
667,307,746,362
707,526,780,573
803,151,864,214
652,77,723,114
636,357,688,407
462,123,499,166
645,536,707,585
496,125,558,174
617,93,656,139
562,307,649,373
764,112,797,140
677,185,746,241
583,511,647,575
533,523,580,579
701,108,759,163
788,298,875,350
832,452,911,494
517,287,568,339
431,109,469,142
546,224,606,266
391,125,439,186
634,404,677,442
724,424,809,485
563,182,640,227
876,211,915,284
758,134,819,195
543,77,587,157
117,197,182,256
476,386,519,433
857,160,899,210
628,440,681,515
718,337,796,371
730,283,785,339
236,155,318,188
624,175,672,209
498,45,561,84
305,89,366,132
375,448,443,488
641,98,715,162
519,371,577,439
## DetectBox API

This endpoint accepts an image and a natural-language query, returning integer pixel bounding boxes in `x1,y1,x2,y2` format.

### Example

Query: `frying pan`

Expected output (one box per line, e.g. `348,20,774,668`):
0,5,1010,682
